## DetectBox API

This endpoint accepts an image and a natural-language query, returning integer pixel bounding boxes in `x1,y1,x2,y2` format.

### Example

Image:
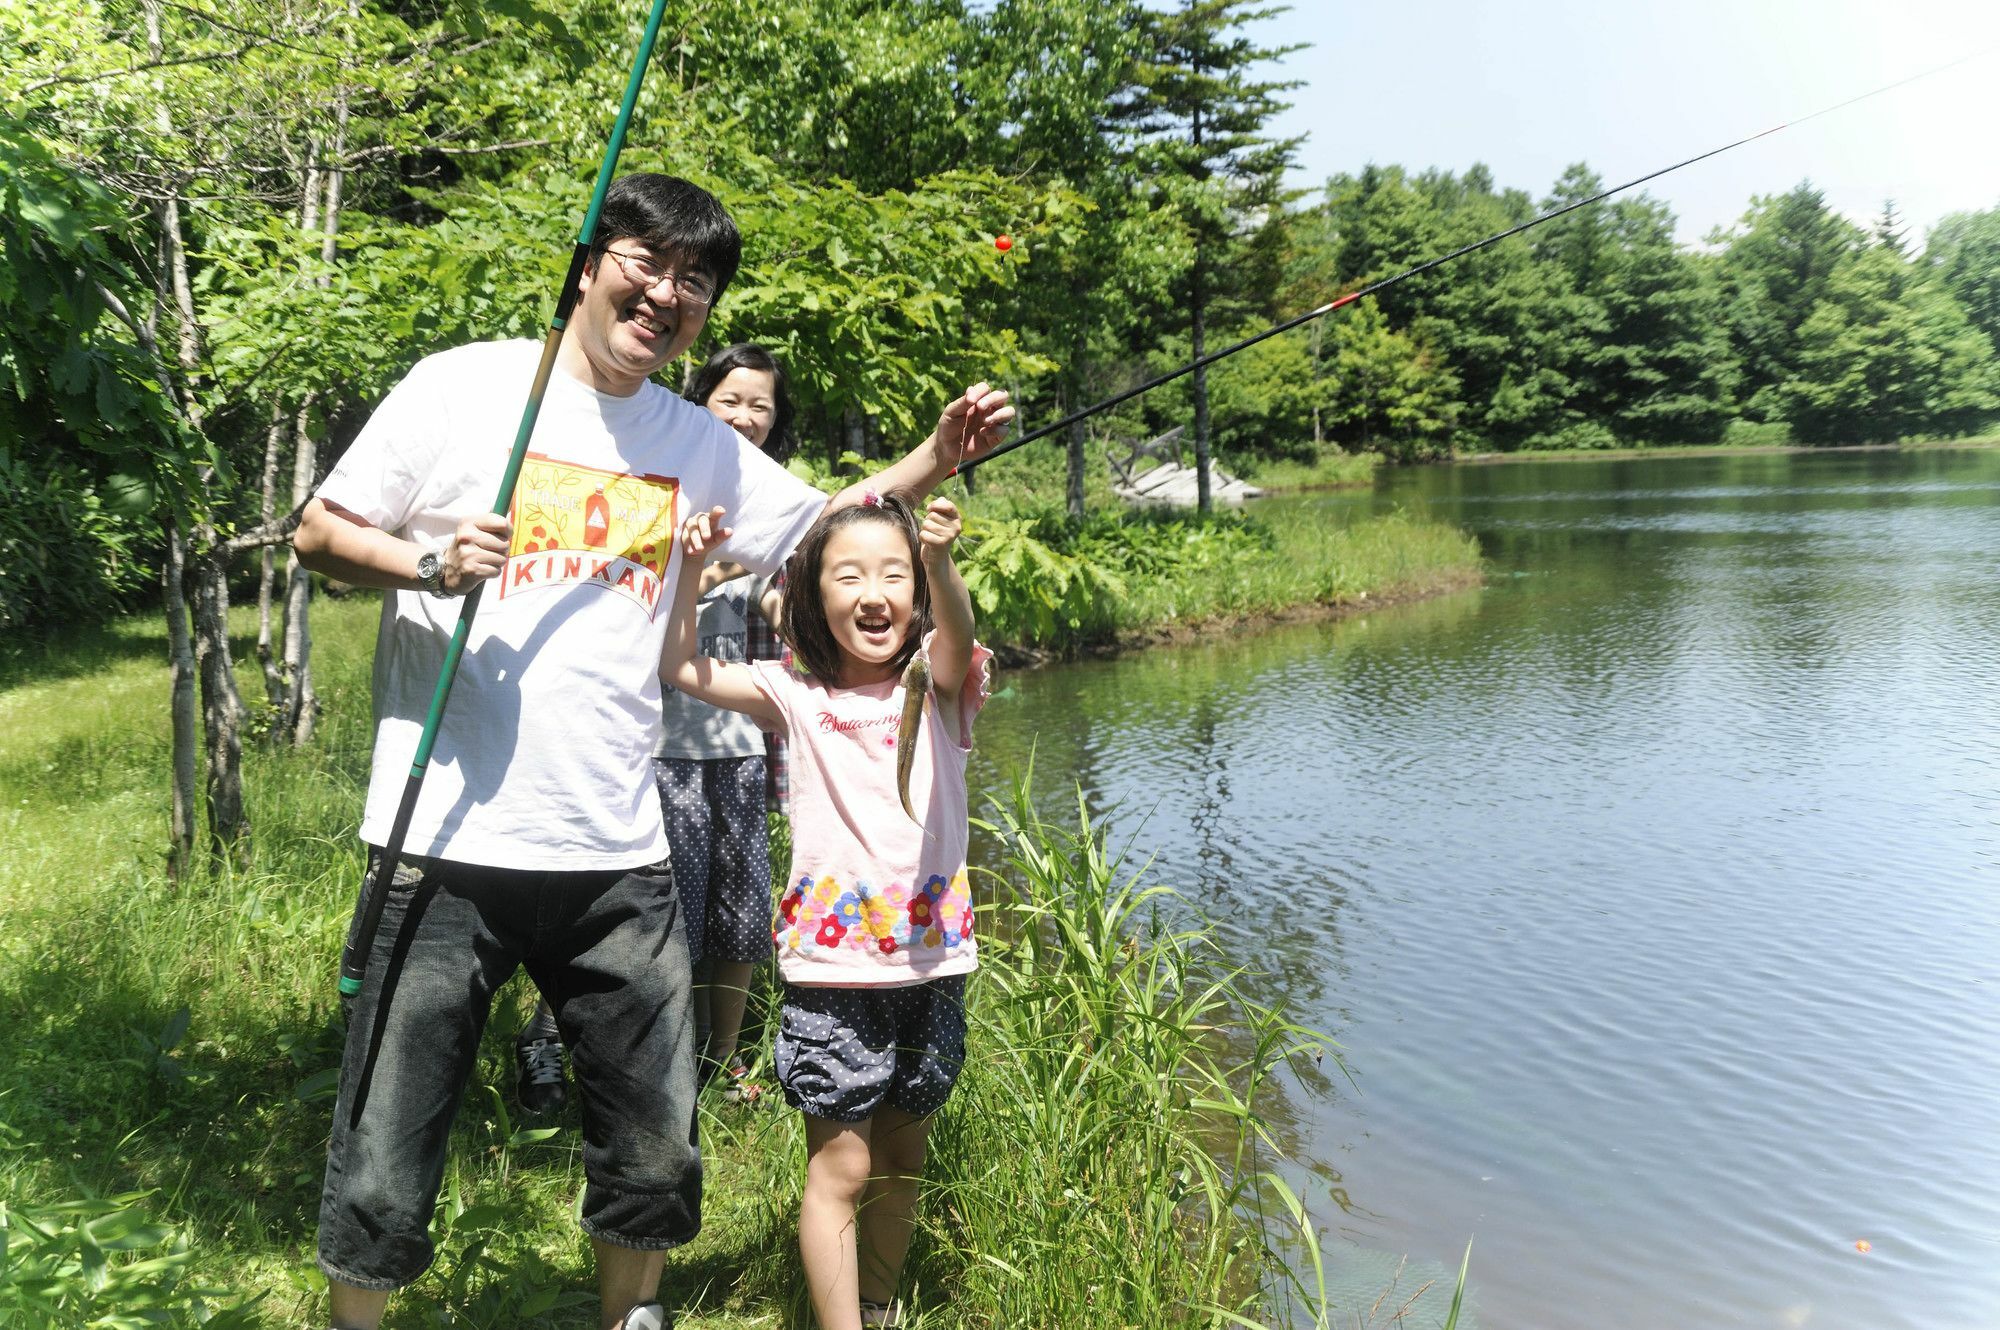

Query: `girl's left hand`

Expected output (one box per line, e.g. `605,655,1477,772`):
919,496,961,564
682,505,733,560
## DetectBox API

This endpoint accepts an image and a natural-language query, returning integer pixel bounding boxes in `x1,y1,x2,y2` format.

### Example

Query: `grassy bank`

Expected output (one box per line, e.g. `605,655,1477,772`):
1456,433,2000,464
0,594,1347,1327
1234,451,1379,492
956,493,1482,661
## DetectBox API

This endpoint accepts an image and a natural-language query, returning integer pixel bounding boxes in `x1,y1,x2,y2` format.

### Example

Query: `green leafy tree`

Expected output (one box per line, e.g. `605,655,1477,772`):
0,123,194,632
1200,298,1458,462
1778,246,2000,443
1873,198,1908,256
1925,205,2000,359
1315,163,1592,450
1711,183,1864,422
1532,166,1734,445
968,0,1179,517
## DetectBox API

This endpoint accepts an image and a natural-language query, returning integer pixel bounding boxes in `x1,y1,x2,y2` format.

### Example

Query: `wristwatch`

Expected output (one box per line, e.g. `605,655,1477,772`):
415,549,456,598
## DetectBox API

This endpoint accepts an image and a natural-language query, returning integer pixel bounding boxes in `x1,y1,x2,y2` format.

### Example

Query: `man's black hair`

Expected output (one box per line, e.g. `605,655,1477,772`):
590,173,742,307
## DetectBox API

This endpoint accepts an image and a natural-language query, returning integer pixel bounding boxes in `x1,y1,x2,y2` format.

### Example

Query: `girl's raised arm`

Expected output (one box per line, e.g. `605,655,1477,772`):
660,505,786,731
919,497,975,746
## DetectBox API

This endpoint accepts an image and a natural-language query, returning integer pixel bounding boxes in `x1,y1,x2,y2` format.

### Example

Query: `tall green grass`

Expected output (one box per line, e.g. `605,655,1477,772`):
920,782,1333,1326
1233,452,1379,492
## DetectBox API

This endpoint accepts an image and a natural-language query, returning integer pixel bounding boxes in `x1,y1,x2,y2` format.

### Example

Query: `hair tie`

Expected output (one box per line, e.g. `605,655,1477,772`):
861,489,881,507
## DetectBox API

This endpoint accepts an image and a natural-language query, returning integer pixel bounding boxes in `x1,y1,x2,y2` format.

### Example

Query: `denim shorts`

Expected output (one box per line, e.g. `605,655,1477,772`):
774,976,967,1122
319,851,701,1291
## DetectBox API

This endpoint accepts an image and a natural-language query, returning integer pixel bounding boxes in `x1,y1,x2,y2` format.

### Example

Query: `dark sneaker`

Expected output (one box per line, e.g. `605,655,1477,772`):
623,1301,669,1330
514,1033,567,1115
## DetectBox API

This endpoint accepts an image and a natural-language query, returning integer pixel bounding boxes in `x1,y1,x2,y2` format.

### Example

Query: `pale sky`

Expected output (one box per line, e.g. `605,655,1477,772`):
1243,0,2000,246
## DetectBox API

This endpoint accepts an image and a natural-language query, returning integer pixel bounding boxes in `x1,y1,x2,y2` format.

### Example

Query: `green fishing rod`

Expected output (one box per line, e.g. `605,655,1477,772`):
341,0,672,1125
950,43,1998,478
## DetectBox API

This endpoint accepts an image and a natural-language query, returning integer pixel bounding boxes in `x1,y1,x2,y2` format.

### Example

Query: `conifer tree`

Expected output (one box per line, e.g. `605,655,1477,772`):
1115,0,1299,509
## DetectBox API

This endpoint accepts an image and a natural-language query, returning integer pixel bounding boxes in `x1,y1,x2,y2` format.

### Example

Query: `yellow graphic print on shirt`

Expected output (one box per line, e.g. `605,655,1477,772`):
501,453,679,617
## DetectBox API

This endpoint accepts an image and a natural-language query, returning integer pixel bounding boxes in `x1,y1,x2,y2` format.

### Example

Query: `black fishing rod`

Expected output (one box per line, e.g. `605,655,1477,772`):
951,44,1999,477
340,0,672,1127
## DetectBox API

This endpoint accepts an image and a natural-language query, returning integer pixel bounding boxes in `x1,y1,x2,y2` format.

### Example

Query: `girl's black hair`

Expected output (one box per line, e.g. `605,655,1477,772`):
685,343,798,463
589,173,742,307
781,492,932,688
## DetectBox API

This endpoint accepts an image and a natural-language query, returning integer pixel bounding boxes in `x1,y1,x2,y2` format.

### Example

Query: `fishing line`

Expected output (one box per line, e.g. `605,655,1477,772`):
951,41,2000,476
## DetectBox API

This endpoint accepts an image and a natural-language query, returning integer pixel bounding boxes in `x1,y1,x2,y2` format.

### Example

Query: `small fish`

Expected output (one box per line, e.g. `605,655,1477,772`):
896,654,931,824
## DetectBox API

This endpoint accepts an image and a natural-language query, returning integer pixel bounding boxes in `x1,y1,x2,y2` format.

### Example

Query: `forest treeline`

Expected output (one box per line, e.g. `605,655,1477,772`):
4,1,1998,857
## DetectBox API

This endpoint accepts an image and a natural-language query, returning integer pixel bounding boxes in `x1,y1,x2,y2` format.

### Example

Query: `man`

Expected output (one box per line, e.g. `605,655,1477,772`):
294,172,1009,1330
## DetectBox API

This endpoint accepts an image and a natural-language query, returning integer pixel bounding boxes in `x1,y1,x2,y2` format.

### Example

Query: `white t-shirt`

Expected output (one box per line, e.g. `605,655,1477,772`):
316,340,825,869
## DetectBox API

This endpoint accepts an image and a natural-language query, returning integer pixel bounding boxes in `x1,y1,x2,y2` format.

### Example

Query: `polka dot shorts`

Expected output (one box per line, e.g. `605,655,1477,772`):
774,976,968,1122
654,755,772,966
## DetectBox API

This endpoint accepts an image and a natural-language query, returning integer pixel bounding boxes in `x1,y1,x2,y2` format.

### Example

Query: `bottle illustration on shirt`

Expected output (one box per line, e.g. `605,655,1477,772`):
583,485,609,548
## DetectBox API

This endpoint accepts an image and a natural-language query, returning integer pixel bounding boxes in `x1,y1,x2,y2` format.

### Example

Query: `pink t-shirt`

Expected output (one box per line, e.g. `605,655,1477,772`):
749,635,993,987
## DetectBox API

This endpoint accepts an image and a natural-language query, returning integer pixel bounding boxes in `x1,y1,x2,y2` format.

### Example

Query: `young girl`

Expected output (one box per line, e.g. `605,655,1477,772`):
663,491,987,1330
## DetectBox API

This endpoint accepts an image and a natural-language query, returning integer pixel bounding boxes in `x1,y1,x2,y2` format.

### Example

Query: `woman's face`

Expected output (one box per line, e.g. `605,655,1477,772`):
704,366,778,449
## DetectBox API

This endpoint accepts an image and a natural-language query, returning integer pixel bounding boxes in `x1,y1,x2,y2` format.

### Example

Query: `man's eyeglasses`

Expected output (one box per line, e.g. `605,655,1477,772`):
601,248,717,307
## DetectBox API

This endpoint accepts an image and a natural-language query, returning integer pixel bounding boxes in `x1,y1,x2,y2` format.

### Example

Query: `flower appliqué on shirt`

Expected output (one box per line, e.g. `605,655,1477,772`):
775,869,973,960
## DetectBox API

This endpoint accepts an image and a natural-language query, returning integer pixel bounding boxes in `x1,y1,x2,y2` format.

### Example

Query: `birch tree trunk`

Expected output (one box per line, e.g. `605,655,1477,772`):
260,138,326,714
164,520,197,883
255,403,287,705
1063,338,1087,519
844,404,867,465
278,103,349,745
192,547,245,857
1064,378,1087,520
280,398,319,745
147,0,247,855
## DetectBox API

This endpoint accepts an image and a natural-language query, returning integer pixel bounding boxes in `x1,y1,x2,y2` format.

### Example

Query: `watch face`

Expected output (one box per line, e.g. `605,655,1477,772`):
417,551,441,583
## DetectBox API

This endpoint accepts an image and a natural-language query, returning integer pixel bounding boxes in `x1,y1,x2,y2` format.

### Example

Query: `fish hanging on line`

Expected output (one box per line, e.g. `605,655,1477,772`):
896,654,931,826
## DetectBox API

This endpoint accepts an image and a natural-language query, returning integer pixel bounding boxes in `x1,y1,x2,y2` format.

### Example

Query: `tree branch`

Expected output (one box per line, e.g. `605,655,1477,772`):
225,500,311,552
18,42,273,98
157,0,339,57
339,137,553,166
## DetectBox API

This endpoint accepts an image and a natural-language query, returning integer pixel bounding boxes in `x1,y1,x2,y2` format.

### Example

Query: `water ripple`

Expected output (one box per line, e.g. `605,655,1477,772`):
974,448,2000,1330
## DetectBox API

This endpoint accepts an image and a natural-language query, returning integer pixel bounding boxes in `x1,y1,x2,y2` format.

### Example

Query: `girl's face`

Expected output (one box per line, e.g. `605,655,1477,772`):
817,518,918,685
704,366,778,449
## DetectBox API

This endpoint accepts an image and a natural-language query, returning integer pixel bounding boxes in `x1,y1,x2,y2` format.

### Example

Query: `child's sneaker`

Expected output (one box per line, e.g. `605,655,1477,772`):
859,1298,901,1327
622,1302,669,1330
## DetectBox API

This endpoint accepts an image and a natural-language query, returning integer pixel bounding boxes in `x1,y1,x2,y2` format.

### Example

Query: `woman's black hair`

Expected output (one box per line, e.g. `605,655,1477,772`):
685,343,798,463
589,173,742,307
781,492,932,688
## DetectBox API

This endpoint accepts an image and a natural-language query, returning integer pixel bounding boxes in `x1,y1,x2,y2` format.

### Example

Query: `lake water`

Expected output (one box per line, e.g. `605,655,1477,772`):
970,447,2000,1330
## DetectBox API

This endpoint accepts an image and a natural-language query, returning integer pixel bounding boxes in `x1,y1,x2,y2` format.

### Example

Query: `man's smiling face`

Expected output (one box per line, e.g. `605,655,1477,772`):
566,238,712,396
